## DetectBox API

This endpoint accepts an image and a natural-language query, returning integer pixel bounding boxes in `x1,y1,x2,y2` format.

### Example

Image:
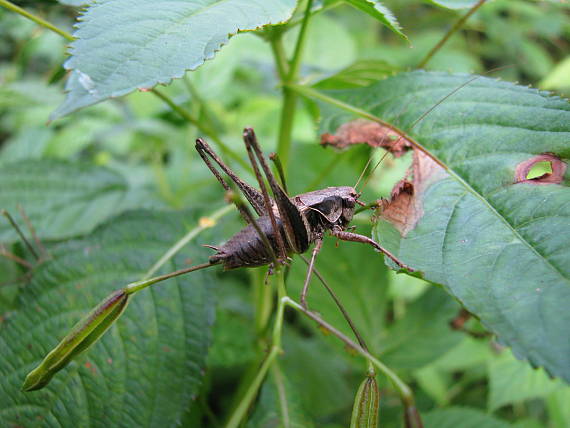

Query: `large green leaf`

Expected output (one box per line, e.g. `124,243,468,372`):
317,71,570,382
0,160,128,242
0,210,216,427
488,350,566,411
51,0,297,120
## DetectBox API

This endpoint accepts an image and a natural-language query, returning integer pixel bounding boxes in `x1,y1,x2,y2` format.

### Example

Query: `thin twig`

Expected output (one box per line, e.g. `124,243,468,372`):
17,204,48,260
0,0,74,41
1,210,39,260
418,0,487,69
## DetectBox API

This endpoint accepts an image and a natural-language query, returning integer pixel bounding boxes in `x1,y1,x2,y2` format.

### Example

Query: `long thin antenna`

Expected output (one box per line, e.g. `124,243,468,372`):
359,150,390,193
354,156,373,190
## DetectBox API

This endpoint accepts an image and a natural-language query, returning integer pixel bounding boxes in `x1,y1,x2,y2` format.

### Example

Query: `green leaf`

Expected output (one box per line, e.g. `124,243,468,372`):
317,71,570,382
426,0,481,9
424,407,511,428
314,60,399,90
540,56,570,93
0,160,128,242
380,287,462,370
344,1,407,40
488,350,566,411
0,210,216,426
248,367,314,428
51,0,297,120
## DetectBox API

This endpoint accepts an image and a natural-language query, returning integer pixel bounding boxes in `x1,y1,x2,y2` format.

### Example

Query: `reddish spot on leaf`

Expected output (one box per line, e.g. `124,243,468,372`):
320,119,411,157
139,87,152,92
85,361,97,374
162,346,171,353
514,154,567,185
377,151,446,236
107,358,113,364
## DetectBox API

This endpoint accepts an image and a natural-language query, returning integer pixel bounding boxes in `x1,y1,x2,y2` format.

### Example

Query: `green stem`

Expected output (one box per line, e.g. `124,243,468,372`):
275,0,314,170
283,297,415,406
225,269,287,428
0,0,74,41
225,347,280,428
269,36,289,81
417,0,487,69
151,88,251,171
183,75,223,132
276,89,298,169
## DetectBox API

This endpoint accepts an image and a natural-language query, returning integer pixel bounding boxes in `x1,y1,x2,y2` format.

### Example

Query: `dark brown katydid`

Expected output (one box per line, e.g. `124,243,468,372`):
195,128,413,308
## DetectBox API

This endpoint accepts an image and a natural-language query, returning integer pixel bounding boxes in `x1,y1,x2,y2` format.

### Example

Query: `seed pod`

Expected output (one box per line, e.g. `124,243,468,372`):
22,288,130,391
350,374,380,428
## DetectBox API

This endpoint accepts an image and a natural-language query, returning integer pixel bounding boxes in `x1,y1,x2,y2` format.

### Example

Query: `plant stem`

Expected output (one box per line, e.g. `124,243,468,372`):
183,75,222,133
283,297,415,407
225,346,280,428
151,88,251,171
275,0,314,170
225,270,287,428
0,0,74,41
417,0,487,69
269,35,289,81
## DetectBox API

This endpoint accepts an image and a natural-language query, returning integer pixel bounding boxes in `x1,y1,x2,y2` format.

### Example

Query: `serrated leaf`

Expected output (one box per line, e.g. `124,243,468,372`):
488,350,566,411
0,210,216,427
344,1,406,40
0,160,128,242
423,407,511,428
316,71,570,382
51,0,297,120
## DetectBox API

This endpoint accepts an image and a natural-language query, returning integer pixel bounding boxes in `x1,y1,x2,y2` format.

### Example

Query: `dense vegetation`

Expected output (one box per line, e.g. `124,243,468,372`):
1,1,569,427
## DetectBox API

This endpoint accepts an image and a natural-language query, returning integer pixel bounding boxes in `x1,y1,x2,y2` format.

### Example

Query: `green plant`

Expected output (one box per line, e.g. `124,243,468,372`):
0,0,569,427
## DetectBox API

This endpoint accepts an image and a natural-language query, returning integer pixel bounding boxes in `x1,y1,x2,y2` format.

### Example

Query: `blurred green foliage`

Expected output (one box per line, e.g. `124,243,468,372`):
1,0,569,427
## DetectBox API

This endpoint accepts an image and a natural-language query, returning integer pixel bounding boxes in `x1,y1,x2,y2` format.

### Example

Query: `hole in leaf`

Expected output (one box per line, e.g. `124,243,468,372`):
514,154,567,185
526,161,553,180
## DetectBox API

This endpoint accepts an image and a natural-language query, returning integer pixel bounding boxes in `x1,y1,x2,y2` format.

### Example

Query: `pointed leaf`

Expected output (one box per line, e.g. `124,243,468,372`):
52,0,296,119
344,1,406,40
317,71,570,382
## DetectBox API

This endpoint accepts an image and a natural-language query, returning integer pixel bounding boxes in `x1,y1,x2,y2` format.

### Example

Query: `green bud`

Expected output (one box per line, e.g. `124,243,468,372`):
350,374,380,428
22,288,130,391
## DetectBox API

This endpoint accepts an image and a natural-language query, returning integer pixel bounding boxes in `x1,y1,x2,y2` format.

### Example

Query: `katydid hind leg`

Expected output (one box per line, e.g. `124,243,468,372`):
195,138,267,216
242,128,309,254
239,130,289,260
